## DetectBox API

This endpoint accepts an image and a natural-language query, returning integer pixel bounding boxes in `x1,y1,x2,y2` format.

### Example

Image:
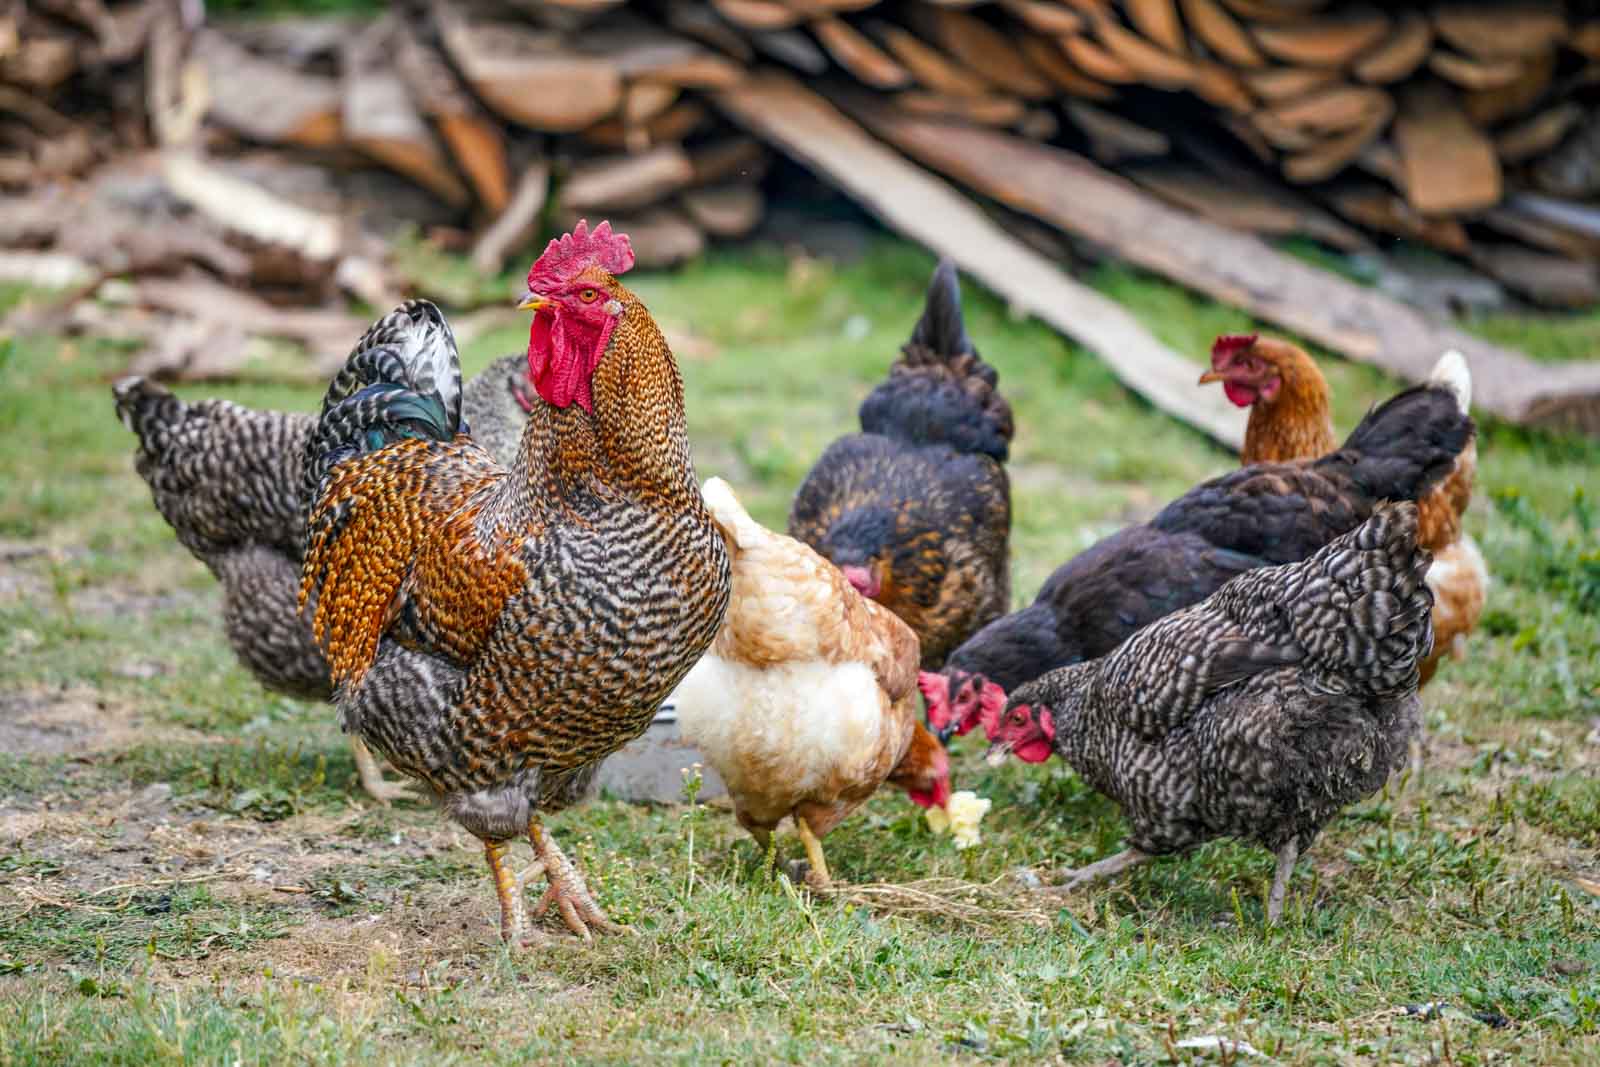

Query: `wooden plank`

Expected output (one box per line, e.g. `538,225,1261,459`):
838,98,1600,435
711,73,1248,449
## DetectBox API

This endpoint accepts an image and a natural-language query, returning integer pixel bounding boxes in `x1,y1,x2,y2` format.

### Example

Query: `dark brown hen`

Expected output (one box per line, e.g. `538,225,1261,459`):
988,503,1433,923
925,378,1473,743
789,260,1012,669
300,223,730,945
112,354,537,803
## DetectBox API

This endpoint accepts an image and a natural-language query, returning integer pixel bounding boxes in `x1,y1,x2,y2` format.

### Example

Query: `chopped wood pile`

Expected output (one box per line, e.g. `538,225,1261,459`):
4,0,1600,430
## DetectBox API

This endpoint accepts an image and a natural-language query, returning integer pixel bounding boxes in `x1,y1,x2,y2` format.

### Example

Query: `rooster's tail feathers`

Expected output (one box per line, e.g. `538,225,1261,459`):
859,260,1013,460
303,300,462,509
1428,349,1472,414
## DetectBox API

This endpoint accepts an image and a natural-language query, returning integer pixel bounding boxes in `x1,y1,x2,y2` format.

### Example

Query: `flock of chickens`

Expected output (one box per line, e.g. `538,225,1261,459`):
113,220,1485,945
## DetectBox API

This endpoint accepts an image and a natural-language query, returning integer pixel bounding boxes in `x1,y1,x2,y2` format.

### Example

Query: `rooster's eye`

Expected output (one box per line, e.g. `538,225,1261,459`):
578,288,599,303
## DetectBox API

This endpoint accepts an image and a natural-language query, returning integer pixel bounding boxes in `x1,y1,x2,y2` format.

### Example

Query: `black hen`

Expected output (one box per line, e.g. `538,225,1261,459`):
113,337,534,803
925,378,1472,741
987,502,1432,923
789,260,1013,669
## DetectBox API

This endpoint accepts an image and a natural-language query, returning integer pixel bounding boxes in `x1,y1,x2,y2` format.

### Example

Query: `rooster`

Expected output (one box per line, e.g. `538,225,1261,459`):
986,503,1432,924
113,354,537,803
675,477,950,888
925,376,1473,742
789,260,1012,670
298,221,731,944
1200,335,1486,685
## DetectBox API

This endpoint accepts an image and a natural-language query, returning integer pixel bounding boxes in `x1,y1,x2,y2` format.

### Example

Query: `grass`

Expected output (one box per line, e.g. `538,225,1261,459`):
1,238,1597,1065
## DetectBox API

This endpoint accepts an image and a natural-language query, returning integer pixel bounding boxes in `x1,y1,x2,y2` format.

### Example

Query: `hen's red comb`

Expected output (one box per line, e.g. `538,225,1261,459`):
1210,333,1258,367
526,219,635,289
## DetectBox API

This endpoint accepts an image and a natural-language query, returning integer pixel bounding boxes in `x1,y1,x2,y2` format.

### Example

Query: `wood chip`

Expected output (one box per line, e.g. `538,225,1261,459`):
1268,84,1390,132
1125,0,1186,54
1462,49,1553,125
1326,185,1469,253
1065,99,1170,160
1253,8,1390,68
1191,62,1255,112
999,0,1084,36
681,182,765,237
1431,2,1566,61
875,23,992,96
810,17,910,89
1430,49,1528,91
1059,31,1137,83
192,30,341,148
1495,103,1584,163
1244,66,1342,102
1281,100,1393,183
1094,14,1194,88
1352,12,1432,83
1180,0,1266,68
471,161,550,274
921,8,1053,98
1393,82,1502,215
1018,35,1117,99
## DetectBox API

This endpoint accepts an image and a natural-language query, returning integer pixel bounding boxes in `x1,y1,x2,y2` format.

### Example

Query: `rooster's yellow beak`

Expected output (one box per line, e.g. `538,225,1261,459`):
1197,370,1225,385
517,291,552,312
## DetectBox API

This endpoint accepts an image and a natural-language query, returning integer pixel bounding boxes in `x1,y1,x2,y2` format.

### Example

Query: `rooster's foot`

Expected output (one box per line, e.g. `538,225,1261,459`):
350,737,417,806
1041,848,1150,895
528,821,628,941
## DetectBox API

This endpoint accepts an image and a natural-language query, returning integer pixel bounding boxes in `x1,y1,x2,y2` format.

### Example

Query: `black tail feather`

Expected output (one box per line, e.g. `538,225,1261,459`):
908,259,977,364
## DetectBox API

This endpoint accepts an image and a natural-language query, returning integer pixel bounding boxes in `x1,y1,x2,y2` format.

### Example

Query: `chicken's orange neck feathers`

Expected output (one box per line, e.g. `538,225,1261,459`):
1240,342,1336,465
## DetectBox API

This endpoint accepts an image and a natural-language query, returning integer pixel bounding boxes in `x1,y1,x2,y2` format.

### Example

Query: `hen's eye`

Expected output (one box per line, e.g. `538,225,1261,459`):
578,288,599,303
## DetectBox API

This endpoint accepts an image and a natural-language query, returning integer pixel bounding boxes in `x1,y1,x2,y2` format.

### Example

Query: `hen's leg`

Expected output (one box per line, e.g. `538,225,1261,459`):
349,737,417,805
1266,839,1299,925
794,815,832,889
1043,848,1150,894
483,839,526,944
527,818,628,941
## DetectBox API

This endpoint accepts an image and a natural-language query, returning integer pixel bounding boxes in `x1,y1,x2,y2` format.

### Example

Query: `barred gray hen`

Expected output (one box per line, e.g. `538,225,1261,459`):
789,259,1012,669
112,349,535,803
986,502,1433,924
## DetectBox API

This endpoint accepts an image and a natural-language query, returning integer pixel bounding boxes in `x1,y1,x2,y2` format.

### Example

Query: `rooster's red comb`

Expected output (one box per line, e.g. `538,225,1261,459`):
1210,333,1259,368
527,219,635,289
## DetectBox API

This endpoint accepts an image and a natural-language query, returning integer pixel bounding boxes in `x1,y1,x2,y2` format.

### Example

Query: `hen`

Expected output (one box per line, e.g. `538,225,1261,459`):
676,477,950,888
113,353,536,803
788,260,1012,670
987,503,1433,923
1200,335,1486,685
925,375,1473,741
299,221,730,944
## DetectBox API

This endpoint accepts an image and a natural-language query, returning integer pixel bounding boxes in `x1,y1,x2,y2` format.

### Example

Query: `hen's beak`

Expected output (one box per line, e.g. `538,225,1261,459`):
984,741,1013,768
517,291,552,312
1197,369,1225,385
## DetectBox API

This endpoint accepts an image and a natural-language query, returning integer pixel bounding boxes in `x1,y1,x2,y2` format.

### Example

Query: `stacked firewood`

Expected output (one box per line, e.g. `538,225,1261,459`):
4,0,1599,308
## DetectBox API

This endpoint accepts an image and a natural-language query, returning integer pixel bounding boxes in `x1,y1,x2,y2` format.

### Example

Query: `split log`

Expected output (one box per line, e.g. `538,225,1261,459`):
435,7,622,132
1431,3,1566,61
714,73,1248,449
1470,244,1600,308
875,23,992,96
471,161,551,274
192,30,341,148
393,21,510,212
1017,34,1117,99
1066,100,1170,160
1243,66,1340,102
681,182,765,236
1280,101,1392,183
1058,32,1137,83
1251,9,1389,68
1462,50,1554,125
1093,15,1195,89
1124,0,1186,54
1129,163,1369,250
1393,82,1501,215
1495,103,1584,164
1429,50,1528,92
1181,0,1265,67
844,100,1600,434
917,8,1053,98
1351,12,1432,84
810,16,910,89
561,145,696,212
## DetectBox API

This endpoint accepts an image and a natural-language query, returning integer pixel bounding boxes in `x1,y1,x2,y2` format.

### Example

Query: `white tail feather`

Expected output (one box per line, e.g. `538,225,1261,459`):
1429,350,1472,414
700,476,760,551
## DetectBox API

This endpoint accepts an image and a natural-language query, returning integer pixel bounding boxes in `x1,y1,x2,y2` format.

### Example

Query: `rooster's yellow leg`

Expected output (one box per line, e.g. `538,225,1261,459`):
349,737,417,805
483,839,526,944
794,815,832,889
527,818,628,940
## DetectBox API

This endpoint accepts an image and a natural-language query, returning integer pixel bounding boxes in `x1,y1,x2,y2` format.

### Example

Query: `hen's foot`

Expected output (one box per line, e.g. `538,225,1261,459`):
794,815,832,890
528,820,628,941
483,839,526,945
1041,848,1150,895
350,737,417,806
1266,840,1299,926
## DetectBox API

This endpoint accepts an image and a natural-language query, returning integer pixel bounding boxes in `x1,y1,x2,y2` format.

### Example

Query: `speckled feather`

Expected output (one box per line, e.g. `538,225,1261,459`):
789,260,1012,669
113,354,538,704
941,378,1472,698
300,283,730,841
1011,502,1432,857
